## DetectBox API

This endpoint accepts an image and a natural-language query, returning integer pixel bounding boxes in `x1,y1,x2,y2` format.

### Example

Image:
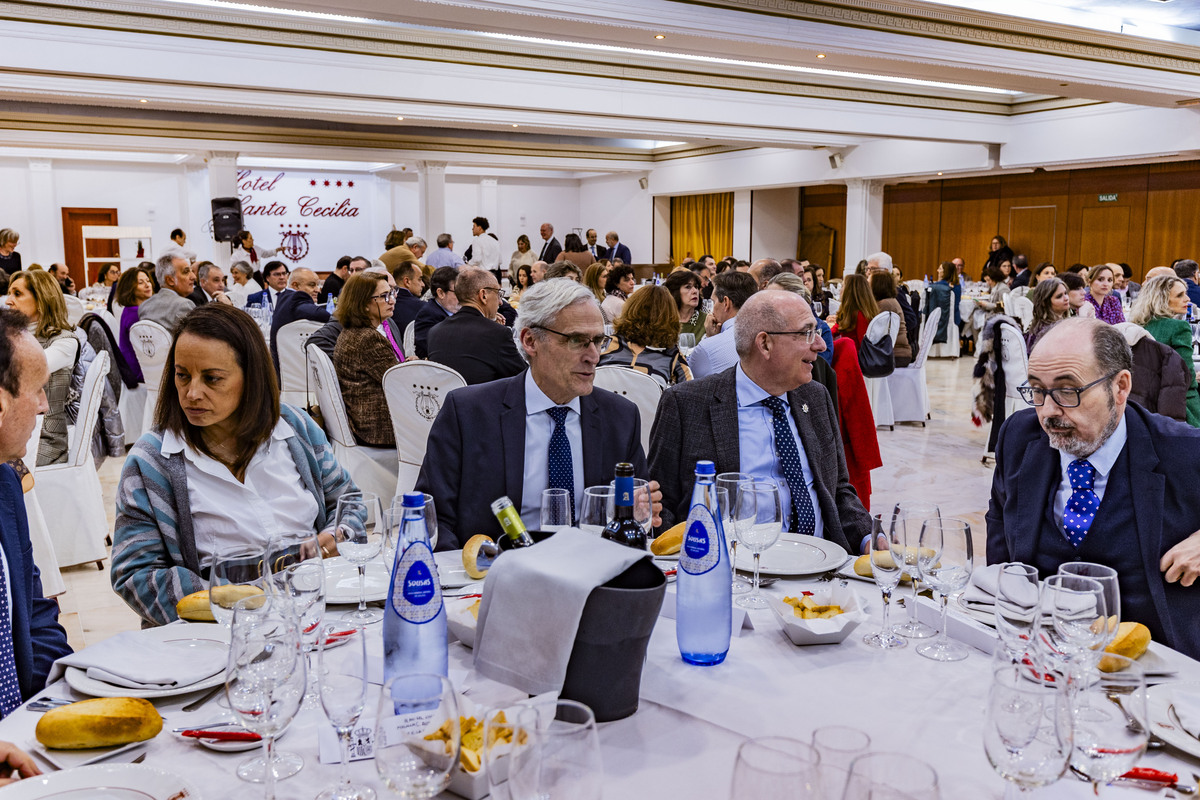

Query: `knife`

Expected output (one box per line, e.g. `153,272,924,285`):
180,729,262,742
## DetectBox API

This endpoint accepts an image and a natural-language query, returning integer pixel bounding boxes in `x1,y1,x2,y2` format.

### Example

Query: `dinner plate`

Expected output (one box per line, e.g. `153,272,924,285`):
324,556,389,604
64,626,230,699
434,550,477,588
733,534,849,577
3,763,201,800
1148,681,1200,759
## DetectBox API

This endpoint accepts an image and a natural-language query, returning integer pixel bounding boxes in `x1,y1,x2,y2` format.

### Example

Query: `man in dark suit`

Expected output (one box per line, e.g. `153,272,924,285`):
584,229,604,261
1173,259,1200,308
1010,254,1031,288
537,222,562,263
0,309,72,716
649,291,869,555
987,318,1200,659
391,261,426,335
427,268,526,386
187,262,233,307
318,256,351,304
269,268,330,373
413,267,459,360
245,260,291,311
604,231,632,264
417,279,660,549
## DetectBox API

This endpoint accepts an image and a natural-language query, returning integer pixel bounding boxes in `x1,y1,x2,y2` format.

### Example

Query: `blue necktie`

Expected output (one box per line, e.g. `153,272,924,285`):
547,407,575,523
761,396,816,536
1064,459,1099,547
0,560,24,717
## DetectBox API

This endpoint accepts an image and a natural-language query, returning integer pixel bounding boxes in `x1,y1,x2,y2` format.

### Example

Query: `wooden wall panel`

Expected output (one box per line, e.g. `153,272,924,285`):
800,185,846,277
1065,165,1148,276
1007,206,1058,268
882,183,941,279
938,178,1001,278
999,172,1070,268
1145,163,1200,271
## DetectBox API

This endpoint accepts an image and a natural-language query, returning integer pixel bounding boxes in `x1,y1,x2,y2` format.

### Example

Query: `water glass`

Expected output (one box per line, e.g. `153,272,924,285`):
1038,573,1108,672
915,517,974,662
994,563,1040,660
374,674,460,798
678,332,696,357
701,299,714,315
265,532,326,708
842,752,939,800
1070,654,1148,792
811,726,870,798
984,658,1072,798
716,472,753,595
1058,562,1120,650
863,513,905,650
334,492,384,624
729,737,822,800
894,501,940,639
733,480,782,610
541,488,572,531
317,623,374,800
210,545,269,628
578,486,613,536
509,699,603,800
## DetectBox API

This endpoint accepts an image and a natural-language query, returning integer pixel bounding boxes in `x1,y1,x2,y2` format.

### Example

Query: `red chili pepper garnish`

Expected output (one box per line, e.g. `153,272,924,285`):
802,591,814,597
1121,767,1177,784
1094,747,1143,755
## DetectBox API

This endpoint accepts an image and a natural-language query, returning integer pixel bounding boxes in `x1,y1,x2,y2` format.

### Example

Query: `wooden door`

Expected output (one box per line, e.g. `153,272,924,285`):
61,207,118,288
1007,206,1058,267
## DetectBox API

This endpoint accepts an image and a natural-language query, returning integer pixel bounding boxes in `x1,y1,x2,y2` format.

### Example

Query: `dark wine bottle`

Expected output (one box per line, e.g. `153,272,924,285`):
602,462,647,550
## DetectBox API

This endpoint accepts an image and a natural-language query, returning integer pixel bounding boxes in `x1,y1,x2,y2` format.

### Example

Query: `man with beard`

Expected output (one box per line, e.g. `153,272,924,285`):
986,317,1200,659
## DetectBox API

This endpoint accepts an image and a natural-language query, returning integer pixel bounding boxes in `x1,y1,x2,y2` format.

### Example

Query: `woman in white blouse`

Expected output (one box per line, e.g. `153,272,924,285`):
231,229,284,268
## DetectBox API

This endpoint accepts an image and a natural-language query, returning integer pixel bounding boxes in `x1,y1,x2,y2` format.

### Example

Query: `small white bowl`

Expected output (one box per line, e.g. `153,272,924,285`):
768,585,868,646
446,597,481,649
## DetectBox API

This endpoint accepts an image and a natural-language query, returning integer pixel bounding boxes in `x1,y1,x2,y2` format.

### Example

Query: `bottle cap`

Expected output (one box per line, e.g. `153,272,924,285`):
402,492,426,508
695,460,716,475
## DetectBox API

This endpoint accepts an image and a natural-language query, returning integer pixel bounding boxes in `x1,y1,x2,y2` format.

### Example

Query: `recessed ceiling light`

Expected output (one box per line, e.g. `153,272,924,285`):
512,124,519,127
937,172,943,176
816,53,826,59
139,99,148,103
655,34,665,40
396,116,404,120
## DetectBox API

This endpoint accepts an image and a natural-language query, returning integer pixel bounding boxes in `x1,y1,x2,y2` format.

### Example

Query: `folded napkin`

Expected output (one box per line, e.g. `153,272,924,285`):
474,528,646,695
1172,688,1200,739
964,563,1040,606
51,629,227,689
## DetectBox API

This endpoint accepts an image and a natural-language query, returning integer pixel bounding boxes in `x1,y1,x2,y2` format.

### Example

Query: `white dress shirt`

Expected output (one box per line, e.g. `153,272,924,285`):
468,234,502,271
1052,415,1127,536
228,279,263,309
689,319,739,379
734,364,823,537
162,417,321,571
519,370,584,531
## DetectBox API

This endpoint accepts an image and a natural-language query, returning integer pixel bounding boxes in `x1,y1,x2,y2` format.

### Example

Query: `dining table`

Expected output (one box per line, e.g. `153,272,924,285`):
3,555,1200,799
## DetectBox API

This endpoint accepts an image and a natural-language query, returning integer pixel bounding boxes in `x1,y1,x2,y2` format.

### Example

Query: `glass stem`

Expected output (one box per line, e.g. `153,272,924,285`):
357,564,367,612
752,552,762,593
880,586,892,632
937,591,950,647
263,734,276,800
338,727,352,787
909,579,922,622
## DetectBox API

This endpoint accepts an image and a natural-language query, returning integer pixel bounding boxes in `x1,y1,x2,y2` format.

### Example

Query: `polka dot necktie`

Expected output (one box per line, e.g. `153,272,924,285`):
1064,459,1100,548
761,396,816,536
546,407,575,523
0,562,23,716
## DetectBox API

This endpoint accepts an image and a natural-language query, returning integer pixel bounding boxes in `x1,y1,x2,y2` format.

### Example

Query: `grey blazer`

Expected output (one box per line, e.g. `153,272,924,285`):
648,367,869,555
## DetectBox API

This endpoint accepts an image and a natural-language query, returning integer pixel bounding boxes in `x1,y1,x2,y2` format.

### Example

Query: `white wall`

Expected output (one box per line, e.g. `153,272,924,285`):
442,176,583,266
750,187,800,261
578,173,652,264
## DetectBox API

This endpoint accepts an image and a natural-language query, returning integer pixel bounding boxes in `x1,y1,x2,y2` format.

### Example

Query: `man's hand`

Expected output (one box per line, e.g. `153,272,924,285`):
703,314,720,338
213,292,233,306
1161,530,1200,587
0,740,40,786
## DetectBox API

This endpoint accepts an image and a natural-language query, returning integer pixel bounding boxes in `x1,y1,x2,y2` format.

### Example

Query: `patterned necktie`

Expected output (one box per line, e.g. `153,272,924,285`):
0,558,24,716
546,407,575,523
1064,459,1100,547
761,396,816,536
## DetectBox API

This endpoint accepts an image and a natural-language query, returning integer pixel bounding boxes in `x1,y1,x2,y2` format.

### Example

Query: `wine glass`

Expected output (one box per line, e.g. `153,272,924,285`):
1038,574,1108,672
1058,562,1120,650
678,332,696,357
374,674,460,798
334,492,384,624
226,596,306,799
915,517,974,662
729,737,822,800
541,488,572,531
210,544,268,628
893,501,940,639
1070,654,1148,793
863,513,905,649
733,480,782,610
811,726,870,799
984,659,1072,798
994,563,1040,662
579,486,613,536
716,472,753,595
265,532,326,709
509,699,603,800
842,752,939,800
316,623,374,800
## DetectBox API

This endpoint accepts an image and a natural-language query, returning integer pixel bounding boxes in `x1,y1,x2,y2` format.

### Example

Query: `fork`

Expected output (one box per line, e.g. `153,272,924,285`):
1106,692,1165,750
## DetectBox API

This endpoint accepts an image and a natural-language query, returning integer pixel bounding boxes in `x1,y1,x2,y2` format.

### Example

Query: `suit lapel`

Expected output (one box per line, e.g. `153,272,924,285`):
710,370,741,472
500,377,527,512
1014,433,1058,564
581,393,605,488
0,473,30,693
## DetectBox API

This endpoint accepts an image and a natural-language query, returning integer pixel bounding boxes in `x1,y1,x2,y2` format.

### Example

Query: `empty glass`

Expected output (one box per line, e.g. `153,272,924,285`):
729,737,822,800
1058,562,1120,651
316,623,374,800
716,473,753,595
541,488,572,531
509,699,603,800
265,532,325,708
678,332,696,357
210,545,268,628
1070,654,1148,793
578,486,613,536
863,513,906,649
334,492,384,625
733,480,782,610
1038,573,1108,675
374,674,460,798
842,752,939,800
994,563,1040,661
915,517,974,662
893,501,940,639
811,726,870,798
984,658,1072,798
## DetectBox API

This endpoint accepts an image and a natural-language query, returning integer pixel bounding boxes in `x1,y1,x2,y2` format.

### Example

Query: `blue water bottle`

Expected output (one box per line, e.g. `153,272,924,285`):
676,460,732,665
383,492,448,682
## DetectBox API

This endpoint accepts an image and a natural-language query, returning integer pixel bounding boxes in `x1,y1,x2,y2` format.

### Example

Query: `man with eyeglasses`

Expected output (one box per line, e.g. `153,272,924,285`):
417,279,661,548
269,268,330,374
427,268,525,386
245,260,291,311
987,317,1200,659
649,290,869,555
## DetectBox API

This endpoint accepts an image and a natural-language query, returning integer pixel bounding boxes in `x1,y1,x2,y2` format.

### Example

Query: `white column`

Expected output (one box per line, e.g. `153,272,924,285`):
732,189,752,261
480,178,499,229
843,178,884,275
183,164,212,263
26,159,58,268
416,161,447,241
652,195,671,265
205,151,239,267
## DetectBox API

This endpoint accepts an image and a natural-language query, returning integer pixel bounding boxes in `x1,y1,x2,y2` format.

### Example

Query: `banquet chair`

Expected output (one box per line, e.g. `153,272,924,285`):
276,319,323,409
36,351,111,569
402,321,416,360
826,298,840,317
63,295,84,326
382,361,467,497
119,384,147,445
592,365,663,456
982,323,1030,464
886,307,940,426
1008,286,1029,300
928,304,961,359
1006,294,1034,331
904,279,926,298
128,320,172,434
20,415,64,597
306,344,398,501
863,311,899,430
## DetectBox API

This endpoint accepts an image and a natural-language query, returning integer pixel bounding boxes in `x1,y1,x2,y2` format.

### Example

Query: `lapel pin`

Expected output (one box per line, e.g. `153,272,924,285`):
801,403,809,414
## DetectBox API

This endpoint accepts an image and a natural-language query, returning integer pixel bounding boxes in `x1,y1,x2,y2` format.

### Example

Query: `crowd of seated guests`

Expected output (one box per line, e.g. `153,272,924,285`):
598,285,692,388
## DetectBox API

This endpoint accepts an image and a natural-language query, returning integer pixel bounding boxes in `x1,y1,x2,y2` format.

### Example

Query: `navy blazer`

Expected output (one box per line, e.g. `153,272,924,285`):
0,466,71,704
246,287,291,310
413,299,451,360
605,243,632,263
392,288,425,336
987,404,1200,659
415,374,647,550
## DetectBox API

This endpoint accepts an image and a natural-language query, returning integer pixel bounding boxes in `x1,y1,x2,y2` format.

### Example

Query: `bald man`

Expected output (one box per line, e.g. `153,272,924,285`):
270,267,331,374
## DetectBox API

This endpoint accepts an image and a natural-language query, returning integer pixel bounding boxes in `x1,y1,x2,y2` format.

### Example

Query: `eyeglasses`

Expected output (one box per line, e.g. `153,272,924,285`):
482,287,501,296
1017,371,1119,408
763,326,820,344
533,326,611,352
371,290,398,302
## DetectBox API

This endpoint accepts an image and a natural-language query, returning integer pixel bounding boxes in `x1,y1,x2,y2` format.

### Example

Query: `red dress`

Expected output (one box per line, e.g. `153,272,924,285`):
830,338,883,507
830,311,870,351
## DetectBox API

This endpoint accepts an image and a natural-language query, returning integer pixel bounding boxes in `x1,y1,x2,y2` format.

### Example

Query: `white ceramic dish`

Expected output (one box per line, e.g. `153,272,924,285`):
30,740,146,772
446,597,482,649
767,585,868,646
324,556,389,604
63,626,230,699
734,534,848,577
176,724,286,753
1148,681,1200,759
434,550,477,588
3,763,201,800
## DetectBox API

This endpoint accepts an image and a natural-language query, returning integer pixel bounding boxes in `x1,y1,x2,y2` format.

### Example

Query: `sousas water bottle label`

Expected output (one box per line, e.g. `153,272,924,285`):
681,506,720,575
391,543,443,624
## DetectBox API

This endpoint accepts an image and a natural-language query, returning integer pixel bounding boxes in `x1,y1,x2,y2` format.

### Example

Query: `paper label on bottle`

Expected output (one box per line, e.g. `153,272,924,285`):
680,505,720,575
390,541,443,624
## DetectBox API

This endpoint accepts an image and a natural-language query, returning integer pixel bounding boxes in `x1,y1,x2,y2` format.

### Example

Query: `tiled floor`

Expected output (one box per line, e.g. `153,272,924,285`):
56,356,994,650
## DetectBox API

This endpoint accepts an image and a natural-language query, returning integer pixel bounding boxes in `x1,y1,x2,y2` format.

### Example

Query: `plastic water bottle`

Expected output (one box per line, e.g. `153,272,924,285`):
383,493,448,682
676,460,732,665
325,296,335,315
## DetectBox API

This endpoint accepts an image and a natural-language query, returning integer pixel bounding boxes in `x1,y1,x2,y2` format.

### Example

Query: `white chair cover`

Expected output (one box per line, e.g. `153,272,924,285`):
20,415,64,597
382,361,467,497
128,320,172,434
276,320,323,409
592,366,663,456
886,307,940,425
1009,286,1029,299
118,384,147,444
1006,295,1034,332
826,298,840,316
63,295,84,326
863,312,899,429
306,345,398,501
999,323,1030,420
402,321,416,360
36,351,110,568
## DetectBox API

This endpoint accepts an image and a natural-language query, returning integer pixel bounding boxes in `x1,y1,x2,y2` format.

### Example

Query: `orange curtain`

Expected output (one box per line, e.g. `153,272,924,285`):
671,192,733,265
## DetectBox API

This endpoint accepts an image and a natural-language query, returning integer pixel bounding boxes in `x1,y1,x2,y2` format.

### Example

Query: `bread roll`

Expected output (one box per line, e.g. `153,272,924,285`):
36,697,163,750
462,534,494,580
176,585,265,622
852,553,912,584
650,521,686,556
1099,621,1151,672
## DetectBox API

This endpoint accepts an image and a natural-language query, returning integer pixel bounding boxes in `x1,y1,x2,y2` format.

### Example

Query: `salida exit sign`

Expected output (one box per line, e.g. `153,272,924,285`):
1098,193,1119,202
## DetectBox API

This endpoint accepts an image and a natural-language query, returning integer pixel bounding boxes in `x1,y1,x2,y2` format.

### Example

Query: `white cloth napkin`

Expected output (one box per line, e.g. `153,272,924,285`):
473,528,647,695
963,563,1040,608
51,629,227,689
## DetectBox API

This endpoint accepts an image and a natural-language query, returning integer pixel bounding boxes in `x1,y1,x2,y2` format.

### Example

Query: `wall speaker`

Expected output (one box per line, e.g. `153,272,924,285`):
210,197,243,242
638,176,649,190
828,152,845,170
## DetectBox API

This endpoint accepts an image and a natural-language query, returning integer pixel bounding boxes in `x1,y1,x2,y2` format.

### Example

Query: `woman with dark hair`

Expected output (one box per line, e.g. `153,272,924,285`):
1085,263,1125,324
664,270,706,343
974,265,1011,315
1024,277,1069,352
983,234,1014,278
116,267,154,384
598,286,692,387
509,234,534,275
231,229,283,266
1029,262,1056,289
869,271,911,367
803,264,834,314
92,263,120,293
1060,271,1095,319
601,264,636,321
510,263,533,308
111,303,357,626
829,272,878,350
332,273,399,448
554,233,593,270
